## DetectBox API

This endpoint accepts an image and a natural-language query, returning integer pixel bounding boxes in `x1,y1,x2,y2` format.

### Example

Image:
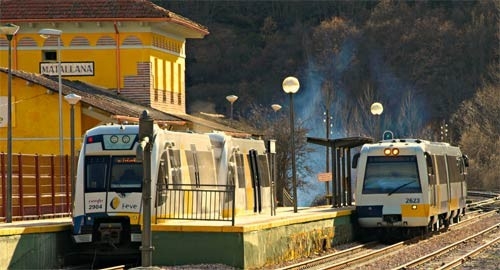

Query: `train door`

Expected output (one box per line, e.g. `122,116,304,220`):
444,155,452,221
248,149,262,213
248,148,272,213
425,153,438,210
434,155,450,216
232,149,248,213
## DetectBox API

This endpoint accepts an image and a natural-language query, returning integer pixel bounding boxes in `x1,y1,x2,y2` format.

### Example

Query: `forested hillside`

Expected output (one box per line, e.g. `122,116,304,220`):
155,0,499,193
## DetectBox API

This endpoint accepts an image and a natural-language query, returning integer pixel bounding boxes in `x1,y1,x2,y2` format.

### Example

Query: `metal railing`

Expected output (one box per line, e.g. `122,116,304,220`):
155,183,236,226
0,153,72,222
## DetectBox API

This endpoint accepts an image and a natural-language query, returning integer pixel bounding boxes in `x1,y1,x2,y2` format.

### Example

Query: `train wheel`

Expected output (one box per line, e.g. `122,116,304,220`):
422,226,429,238
443,218,450,230
433,218,439,232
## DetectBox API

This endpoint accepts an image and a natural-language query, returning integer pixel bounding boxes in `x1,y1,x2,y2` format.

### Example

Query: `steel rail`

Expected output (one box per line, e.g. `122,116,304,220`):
392,221,500,269
437,235,500,270
274,241,379,270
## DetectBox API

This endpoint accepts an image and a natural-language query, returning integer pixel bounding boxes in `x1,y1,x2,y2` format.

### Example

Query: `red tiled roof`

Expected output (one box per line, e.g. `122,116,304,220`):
0,0,208,34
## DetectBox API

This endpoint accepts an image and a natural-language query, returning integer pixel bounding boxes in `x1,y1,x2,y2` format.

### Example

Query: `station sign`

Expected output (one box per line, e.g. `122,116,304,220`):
40,61,95,76
317,172,332,182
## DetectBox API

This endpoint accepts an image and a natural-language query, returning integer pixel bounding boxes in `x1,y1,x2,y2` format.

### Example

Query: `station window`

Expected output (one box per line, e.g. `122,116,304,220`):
42,50,58,61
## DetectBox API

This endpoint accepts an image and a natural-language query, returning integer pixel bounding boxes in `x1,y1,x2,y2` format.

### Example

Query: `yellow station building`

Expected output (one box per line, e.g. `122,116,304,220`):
0,0,242,155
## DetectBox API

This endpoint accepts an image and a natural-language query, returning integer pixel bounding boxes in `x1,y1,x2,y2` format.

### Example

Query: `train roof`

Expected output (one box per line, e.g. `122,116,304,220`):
361,138,463,156
373,138,449,146
84,123,140,136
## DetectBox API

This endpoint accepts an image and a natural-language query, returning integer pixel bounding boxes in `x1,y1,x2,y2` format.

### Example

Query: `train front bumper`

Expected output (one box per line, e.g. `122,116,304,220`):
357,204,430,227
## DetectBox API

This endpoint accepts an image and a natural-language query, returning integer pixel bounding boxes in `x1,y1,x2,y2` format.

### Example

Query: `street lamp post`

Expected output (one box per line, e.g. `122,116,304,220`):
270,104,281,215
282,76,300,213
370,102,384,140
271,104,282,113
39,28,64,204
64,93,81,211
226,95,238,120
0,23,20,223
323,110,333,204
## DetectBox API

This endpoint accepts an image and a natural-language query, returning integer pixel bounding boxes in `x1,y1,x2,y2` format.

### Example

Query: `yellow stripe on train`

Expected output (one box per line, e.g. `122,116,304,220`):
449,198,459,210
400,204,430,217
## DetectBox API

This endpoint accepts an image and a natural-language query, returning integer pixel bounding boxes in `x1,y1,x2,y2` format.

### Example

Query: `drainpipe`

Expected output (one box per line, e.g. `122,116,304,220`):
114,21,121,94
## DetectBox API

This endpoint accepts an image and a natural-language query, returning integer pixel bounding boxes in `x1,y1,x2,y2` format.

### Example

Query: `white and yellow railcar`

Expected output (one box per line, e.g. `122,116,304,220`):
353,138,468,235
208,133,272,215
72,124,272,248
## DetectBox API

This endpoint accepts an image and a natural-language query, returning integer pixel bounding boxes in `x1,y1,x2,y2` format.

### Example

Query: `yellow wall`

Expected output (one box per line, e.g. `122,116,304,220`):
0,72,82,155
7,31,185,92
0,21,194,155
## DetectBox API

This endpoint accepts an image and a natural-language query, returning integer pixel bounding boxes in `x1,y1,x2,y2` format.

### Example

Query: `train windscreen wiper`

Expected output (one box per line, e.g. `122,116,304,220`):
387,180,416,196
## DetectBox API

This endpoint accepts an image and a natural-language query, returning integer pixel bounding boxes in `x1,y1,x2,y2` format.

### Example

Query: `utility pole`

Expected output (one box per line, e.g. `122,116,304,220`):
137,110,154,267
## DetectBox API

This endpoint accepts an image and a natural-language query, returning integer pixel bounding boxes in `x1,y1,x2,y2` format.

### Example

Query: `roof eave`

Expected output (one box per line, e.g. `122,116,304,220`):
0,17,209,37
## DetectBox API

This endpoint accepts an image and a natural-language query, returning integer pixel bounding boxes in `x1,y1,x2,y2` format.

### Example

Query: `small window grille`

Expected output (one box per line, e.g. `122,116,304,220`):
42,50,57,61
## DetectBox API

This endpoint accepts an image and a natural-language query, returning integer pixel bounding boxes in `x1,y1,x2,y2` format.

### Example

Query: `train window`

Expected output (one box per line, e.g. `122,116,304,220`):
257,155,271,187
435,155,447,184
85,156,109,192
462,154,469,168
109,156,142,191
158,157,168,189
227,164,235,186
425,153,434,176
185,149,215,187
235,153,246,188
197,152,216,185
156,159,168,206
185,145,201,187
248,150,260,188
352,153,360,169
168,148,182,187
447,155,461,183
362,155,421,194
459,156,467,175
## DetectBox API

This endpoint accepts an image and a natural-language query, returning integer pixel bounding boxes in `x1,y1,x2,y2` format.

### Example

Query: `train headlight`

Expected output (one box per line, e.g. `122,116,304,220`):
411,205,417,210
384,148,400,156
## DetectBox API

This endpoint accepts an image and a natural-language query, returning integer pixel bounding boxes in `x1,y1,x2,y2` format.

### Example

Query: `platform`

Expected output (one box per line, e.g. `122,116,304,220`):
151,206,355,269
0,206,356,269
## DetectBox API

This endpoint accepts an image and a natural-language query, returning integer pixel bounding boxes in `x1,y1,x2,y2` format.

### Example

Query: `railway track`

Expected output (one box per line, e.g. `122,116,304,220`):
275,199,499,270
274,241,382,270
394,222,500,269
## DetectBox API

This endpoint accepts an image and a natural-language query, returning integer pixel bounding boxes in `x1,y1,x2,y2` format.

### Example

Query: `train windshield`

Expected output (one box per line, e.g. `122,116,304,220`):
85,155,142,192
362,155,421,194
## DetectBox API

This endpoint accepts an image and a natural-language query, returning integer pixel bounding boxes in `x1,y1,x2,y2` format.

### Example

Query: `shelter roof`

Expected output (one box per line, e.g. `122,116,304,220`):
307,137,374,149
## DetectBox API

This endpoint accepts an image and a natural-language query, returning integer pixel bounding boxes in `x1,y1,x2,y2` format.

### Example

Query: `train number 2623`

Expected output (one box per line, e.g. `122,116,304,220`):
405,198,420,203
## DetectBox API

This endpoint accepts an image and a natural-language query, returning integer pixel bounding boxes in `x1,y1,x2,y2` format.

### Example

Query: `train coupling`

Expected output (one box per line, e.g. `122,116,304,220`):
98,222,123,245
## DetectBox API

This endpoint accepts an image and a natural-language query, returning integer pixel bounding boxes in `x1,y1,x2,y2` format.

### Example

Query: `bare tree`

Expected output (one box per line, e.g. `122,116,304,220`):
243,104,314,206
397,89,424,138
452,82,500,190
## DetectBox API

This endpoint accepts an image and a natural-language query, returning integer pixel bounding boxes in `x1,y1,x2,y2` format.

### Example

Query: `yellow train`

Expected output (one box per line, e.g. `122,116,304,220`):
353,138,468,237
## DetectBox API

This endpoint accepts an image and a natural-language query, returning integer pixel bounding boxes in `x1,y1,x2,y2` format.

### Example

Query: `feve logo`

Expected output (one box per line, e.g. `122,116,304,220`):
110,197,120,209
